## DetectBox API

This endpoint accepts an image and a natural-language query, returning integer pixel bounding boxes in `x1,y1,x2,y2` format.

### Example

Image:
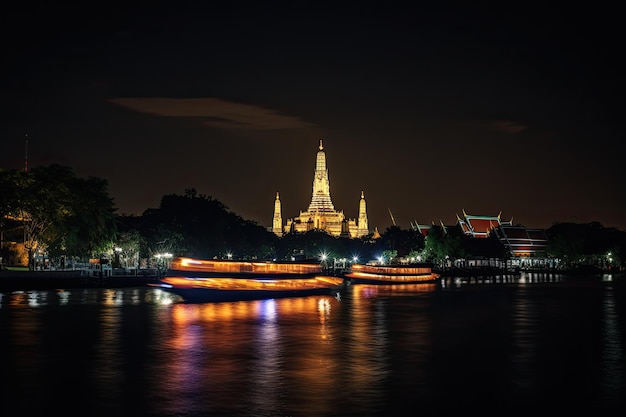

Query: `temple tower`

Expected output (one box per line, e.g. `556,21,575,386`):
307,139,335,213
272,192,283,236
279,140,370,238
357,190,369,236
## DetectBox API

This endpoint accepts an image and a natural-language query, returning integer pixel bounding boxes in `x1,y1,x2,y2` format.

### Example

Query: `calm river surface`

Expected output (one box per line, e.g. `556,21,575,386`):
1,273,625,416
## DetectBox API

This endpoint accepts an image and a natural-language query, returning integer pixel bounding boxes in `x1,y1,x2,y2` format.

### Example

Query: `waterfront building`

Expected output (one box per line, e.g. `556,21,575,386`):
413,210,515,239
455,210,548,257
273,140,369,238
413,209,549,266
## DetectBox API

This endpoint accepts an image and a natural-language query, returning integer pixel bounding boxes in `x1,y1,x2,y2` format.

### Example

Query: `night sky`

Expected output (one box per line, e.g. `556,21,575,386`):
2,4,624,232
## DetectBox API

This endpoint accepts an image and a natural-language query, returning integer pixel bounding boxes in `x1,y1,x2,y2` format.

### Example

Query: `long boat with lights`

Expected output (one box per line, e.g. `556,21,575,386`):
151,275,346,303
343,263,440,285
164,257,325,279
149,257,346,302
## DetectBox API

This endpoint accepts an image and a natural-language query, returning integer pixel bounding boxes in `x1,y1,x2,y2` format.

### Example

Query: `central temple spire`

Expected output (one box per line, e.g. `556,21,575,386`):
307,139,335,213
272,192,283,236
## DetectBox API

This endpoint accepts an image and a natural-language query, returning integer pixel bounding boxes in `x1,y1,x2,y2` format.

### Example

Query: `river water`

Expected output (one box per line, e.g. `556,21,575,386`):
1,273,624,416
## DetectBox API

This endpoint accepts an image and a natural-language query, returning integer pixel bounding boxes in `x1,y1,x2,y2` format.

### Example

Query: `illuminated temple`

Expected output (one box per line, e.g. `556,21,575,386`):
272,140,369,238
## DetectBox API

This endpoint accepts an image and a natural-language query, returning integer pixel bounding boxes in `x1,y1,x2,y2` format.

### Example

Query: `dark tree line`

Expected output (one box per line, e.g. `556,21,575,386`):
546,221,626,270
118,188,278,263
1,165,116,269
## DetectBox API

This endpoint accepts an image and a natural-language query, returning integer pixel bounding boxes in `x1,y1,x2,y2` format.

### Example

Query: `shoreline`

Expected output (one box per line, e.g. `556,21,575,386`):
0,270,160,291
2,268,623,293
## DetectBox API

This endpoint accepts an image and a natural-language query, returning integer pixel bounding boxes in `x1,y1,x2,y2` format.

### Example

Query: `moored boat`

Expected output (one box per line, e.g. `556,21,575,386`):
150,275,346,303
343,263,440,285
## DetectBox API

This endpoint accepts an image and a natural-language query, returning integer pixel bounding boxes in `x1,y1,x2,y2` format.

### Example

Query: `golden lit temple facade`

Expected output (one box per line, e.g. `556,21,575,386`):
273,140,369,238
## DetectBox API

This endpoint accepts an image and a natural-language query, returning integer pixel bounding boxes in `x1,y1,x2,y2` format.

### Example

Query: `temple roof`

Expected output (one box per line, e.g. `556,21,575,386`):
458,212,497,237
418,209,547,257
490,225,548,255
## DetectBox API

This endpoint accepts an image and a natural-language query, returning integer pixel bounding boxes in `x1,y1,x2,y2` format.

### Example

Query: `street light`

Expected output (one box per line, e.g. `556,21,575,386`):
320,252,328,270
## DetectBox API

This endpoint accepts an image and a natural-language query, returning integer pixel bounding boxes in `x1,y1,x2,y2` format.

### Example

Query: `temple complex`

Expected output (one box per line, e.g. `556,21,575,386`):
272,140,369,238
411,209,548,259
412,210,513,239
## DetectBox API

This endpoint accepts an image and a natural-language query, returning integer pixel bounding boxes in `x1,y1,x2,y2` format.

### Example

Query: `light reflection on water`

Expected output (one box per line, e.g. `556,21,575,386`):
601,288,625,407
150,296,343,416
1,277,625,415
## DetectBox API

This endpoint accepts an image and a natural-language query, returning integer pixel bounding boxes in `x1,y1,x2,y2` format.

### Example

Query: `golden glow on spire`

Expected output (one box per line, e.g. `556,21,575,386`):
272,191,283,236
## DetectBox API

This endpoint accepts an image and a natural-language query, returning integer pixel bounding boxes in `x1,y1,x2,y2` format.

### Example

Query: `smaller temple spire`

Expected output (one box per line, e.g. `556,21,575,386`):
319,139,323,150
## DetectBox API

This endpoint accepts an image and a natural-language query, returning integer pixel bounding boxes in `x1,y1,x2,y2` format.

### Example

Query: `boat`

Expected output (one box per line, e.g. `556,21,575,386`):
149,257,346,302
164,257,325,279
343,263,440,285
151,276,346,303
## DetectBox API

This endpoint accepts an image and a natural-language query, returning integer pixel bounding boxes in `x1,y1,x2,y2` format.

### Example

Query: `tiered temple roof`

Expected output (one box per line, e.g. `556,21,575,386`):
490,225,548,257
457,209,512,238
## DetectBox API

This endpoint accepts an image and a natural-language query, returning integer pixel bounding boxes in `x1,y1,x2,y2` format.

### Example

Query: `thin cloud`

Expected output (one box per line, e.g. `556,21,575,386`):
488,120,528,134
107,97,316,130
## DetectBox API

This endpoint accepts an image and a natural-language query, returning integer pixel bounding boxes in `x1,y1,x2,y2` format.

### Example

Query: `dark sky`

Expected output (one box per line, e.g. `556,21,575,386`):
2,4,625,232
